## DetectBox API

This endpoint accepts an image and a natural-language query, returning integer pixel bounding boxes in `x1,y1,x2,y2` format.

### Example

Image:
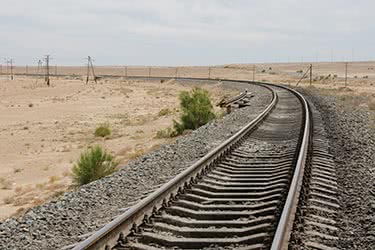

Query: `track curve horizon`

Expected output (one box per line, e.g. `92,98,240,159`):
70,78,311,250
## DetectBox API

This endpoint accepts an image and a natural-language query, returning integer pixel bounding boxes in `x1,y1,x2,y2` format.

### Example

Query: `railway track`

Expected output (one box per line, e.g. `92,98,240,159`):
66,79,311,250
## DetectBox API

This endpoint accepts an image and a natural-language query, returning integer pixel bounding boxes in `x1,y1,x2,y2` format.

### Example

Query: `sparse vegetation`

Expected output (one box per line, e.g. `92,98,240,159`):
0,177,12,190
158,108,172,116
128,148,145,159
296,69,303,73
14,168,23,173
173,88,216,135
94,123,111,137
155,127,176,139
261,69,266,73
72,145,119,185
52,190,65,199
48,175,60,183
3,196,14,204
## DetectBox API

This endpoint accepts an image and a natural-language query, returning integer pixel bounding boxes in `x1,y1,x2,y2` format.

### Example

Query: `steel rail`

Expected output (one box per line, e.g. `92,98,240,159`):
71,80,277,250
269,84,311,250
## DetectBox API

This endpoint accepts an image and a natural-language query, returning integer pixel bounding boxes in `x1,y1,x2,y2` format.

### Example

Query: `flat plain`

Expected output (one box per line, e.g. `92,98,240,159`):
1,61,374,220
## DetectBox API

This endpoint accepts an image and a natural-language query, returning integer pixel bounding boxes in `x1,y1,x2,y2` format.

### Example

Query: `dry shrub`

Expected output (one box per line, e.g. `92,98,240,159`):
49,175,60,183
128,148,145,160
3,196,14,204
158,108,172,116
155,128,176,139
94,123,111,137
0,177,12,190
13,168,23,173
51,191,65,199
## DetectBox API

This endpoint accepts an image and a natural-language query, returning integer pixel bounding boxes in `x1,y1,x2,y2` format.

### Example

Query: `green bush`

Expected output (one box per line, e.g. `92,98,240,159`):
173,88,215,135
95,123,111,137
72,145,119,185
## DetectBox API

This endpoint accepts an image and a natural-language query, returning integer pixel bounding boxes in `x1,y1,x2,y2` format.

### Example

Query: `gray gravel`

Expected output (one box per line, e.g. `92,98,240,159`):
0,81,272,250
300,88,375,250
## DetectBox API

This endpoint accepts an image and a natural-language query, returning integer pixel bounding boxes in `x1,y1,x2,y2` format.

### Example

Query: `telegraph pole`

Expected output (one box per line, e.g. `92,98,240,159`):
86,56,97,84
149,66,151,77
8,59,14,80
37,60,42,76
208,66,211,78
45,55,50,86
124,66,128,78
309,64,312,86
26,65,28,74
175,67,178,78
55,65,57,76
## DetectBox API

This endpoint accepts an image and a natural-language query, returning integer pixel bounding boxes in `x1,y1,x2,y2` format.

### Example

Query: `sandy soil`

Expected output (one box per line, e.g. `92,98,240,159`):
0,75,233,220
1,61,374,220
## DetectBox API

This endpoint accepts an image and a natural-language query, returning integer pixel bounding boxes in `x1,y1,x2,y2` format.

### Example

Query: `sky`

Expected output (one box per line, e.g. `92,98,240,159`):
0,0,374,66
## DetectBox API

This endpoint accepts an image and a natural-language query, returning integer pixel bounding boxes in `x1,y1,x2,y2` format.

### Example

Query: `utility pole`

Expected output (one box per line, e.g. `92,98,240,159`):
175,67,178,78
26,65,28,74
86,56,97,84
310,64,313,86
345,62,348,87
44,55,50,86
208,66,211,78
55,65,57,76
124,66,128,78
8,59,14,80
149,66,151,77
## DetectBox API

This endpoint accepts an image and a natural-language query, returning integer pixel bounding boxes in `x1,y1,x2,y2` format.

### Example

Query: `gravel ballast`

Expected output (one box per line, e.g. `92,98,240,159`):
0,81,272,249
300,88,375,250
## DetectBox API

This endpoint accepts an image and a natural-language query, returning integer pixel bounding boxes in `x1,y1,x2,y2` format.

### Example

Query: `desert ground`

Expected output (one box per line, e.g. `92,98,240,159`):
0,75,235,220
1,61,374,220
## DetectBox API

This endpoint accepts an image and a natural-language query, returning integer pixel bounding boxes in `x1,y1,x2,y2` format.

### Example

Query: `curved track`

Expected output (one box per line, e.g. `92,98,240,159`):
69,79,311,250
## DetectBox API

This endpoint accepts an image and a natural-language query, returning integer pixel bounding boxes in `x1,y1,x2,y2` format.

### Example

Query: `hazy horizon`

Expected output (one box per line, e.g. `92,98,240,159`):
1,0,374,66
